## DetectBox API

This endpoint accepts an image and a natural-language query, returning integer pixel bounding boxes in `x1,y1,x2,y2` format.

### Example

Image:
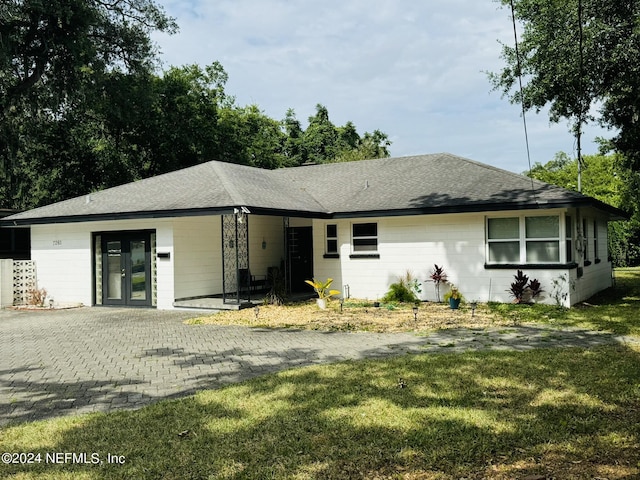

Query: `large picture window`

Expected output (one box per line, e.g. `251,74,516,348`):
487,215,563,265
352,222,378,252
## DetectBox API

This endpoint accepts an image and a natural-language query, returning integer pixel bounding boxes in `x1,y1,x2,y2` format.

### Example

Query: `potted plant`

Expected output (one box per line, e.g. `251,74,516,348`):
304,278,340,309
444,285,462,310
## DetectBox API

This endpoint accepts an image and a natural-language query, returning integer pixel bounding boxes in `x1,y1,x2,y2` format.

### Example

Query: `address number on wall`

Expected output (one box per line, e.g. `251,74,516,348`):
53,240,62,246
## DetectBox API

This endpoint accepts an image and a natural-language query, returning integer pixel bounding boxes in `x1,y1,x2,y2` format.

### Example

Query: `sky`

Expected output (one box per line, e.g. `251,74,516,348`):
151,0,611,174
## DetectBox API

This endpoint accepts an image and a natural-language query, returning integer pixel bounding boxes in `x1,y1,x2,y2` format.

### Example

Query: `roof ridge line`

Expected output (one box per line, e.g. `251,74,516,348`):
209,161,246,205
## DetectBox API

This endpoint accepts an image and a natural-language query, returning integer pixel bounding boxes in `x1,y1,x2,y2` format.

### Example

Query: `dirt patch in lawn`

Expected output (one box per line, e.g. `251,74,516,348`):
187,299,516,332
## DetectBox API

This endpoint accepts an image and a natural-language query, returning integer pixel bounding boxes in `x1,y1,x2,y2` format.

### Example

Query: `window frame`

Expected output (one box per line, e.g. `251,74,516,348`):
486,213,569,266
582,218,591,265
324,223,339,258
593,219,599,262
350,222,379,258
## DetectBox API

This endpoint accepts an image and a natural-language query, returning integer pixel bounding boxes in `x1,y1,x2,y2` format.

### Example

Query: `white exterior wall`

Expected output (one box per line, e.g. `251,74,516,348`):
30,214,290,310
31,219,175,309
571,211,614,304
173,216,221,300
0,259,14,308
312,211,614,307
248,215,286,277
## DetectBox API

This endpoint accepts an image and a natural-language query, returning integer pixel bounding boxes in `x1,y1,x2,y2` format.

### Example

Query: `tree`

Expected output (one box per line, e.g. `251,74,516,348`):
292,104,391,164
217,105,286,169
281,109,306,166
0,0,177,208
526,152,640,266
302,104,339,164
490,0,640,169
0,0,177,117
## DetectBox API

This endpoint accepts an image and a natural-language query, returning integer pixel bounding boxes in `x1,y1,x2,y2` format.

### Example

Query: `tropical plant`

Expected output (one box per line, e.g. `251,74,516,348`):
507,270,544,303
527,279,544,300
304,278,340,300
382,271,421,303
428,264,448,302
508,270,530,303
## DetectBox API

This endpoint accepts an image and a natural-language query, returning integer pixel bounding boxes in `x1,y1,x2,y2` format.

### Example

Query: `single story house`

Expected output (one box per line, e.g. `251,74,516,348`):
0,153,627,308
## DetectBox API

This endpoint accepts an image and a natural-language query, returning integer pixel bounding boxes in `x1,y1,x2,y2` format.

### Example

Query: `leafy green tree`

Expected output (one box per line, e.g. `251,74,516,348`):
491,0,640,171
302,104,339,164
217,105,286,169
527,152,640,266
281,108,306,166
294,105,391,164
0,0,177,208
0,0,176,117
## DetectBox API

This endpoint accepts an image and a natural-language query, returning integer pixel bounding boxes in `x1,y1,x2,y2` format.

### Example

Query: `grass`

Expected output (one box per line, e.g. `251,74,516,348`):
2,268,640,479
1,346,639,479
189,268,640,336
487,268,640,336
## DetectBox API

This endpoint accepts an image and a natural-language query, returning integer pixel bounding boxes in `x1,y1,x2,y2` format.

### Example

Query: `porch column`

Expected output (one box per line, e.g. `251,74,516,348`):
221,209,250,304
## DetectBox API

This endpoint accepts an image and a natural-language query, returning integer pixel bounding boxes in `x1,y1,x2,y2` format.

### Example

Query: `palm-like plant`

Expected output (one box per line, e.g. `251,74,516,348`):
304,278,340,300
428,264,448,302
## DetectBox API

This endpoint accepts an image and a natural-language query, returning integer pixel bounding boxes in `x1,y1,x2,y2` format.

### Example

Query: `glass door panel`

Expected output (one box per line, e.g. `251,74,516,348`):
106,241,123,300
129,239,147,301
100,232,152,306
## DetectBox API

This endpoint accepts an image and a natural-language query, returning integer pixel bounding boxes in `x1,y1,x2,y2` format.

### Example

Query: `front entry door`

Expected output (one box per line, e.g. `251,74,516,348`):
102,232,152,306
288,226,314,293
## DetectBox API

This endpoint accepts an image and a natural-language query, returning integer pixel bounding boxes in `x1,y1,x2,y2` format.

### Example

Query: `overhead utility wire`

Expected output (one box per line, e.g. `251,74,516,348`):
576,0,584,192
509,0,538,201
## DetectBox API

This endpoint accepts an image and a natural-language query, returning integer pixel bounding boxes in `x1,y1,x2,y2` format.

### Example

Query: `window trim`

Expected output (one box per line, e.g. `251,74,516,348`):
324,223,339,258
486,213,567,266
351,222,379,258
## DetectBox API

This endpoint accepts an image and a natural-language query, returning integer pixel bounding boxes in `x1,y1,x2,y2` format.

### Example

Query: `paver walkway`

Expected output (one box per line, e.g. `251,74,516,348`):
0,307,635,426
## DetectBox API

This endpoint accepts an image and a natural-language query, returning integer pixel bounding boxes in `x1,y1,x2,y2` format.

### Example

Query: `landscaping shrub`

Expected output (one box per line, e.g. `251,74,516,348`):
382,271,420,303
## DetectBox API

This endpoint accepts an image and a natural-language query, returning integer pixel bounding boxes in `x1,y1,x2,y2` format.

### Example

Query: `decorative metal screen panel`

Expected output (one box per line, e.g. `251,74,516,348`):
151,233,157,306
222,213,250,304
13,260,36,305
95,235,102,305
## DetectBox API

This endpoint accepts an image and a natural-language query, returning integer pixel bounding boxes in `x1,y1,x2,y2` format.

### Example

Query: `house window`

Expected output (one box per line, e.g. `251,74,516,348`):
325,224,338,254
487,217,520,263
487,215,561,264
566,215,573,263
525,216,560,263
352,222,378,252
593,219,599,261
583,218,590,263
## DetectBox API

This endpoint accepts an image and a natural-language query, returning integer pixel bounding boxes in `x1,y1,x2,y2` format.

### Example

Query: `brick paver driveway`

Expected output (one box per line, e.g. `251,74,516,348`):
0,307,628,426
0,307,432,425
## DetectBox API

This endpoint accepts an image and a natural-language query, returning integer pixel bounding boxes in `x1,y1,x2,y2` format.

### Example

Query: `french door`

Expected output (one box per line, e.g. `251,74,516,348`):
101,232,152,306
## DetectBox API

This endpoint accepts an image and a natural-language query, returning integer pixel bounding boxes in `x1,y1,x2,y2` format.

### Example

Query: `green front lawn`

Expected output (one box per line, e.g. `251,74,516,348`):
2,346,639,479
2,269,640,479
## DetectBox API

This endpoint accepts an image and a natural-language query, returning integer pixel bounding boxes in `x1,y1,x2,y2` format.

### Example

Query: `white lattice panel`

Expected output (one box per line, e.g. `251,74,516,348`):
13,260,36,305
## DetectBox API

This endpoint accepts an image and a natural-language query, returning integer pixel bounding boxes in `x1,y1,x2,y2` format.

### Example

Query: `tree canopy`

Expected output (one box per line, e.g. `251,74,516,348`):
491,0,640,169
526,152,640,266
0,2,391,210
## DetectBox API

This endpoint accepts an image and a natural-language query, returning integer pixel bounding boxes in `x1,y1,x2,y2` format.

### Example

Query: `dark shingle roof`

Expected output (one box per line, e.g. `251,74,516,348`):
2,153,626,225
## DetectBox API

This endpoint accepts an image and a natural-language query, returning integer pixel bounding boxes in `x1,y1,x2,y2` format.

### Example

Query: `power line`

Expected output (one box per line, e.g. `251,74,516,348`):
509,0,537,200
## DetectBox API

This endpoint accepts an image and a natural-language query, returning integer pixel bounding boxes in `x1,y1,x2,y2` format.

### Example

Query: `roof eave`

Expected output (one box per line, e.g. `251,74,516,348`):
330,199,629,220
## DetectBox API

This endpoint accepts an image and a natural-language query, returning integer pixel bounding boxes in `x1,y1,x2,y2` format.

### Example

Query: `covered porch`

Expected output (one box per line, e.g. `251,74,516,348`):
171,211,314,310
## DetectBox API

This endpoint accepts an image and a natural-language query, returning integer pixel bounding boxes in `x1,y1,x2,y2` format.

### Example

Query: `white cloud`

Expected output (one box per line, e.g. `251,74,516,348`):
152,0,611,174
